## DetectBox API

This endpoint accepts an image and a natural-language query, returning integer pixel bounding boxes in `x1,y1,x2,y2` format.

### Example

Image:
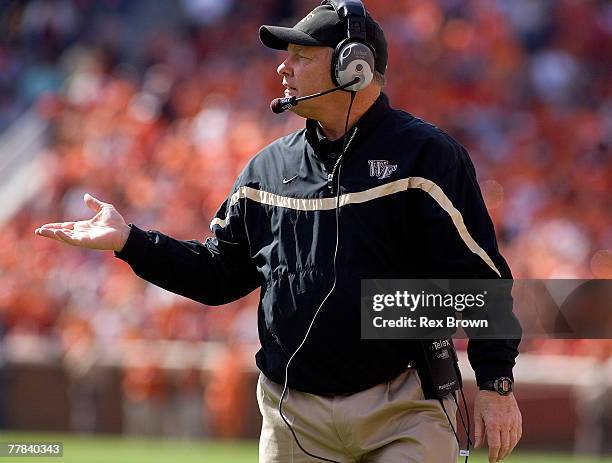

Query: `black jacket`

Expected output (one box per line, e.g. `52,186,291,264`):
115,93,520,394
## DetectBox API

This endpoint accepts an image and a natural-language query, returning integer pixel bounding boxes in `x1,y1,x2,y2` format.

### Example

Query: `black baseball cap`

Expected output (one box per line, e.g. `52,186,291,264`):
259,3,388,75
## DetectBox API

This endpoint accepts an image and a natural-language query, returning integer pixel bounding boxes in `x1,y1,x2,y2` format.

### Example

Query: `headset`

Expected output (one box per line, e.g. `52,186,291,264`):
325,0,376,92
270,0,375,113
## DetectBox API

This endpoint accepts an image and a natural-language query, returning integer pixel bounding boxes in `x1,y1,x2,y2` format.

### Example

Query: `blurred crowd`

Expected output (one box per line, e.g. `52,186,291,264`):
0,0,611,438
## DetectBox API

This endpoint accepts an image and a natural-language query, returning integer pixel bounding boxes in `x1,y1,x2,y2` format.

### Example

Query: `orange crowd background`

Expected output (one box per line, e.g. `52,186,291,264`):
0,0,610,437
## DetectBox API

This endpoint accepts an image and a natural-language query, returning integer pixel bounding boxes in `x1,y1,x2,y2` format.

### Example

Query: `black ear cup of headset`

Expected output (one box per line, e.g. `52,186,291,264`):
324,0,376,91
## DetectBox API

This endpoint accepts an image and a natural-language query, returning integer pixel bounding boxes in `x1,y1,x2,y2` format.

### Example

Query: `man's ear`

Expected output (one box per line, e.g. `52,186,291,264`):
324,47,335,81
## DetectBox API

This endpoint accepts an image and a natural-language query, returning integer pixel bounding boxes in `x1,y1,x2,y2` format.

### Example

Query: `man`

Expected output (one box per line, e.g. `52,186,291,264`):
35,2,522,462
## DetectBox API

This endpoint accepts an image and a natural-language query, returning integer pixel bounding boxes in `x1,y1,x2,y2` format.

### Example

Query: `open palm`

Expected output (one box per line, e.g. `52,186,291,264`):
35,194,131,252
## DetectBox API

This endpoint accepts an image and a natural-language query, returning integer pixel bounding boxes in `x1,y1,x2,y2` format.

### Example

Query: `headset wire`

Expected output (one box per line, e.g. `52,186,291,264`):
277,91,358,463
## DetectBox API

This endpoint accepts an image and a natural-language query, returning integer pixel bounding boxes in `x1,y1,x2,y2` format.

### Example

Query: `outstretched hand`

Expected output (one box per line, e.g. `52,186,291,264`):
35,194,131,252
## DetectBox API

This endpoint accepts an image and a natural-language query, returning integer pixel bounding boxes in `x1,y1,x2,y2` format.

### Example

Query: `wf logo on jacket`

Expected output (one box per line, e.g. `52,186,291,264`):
368,160,397,179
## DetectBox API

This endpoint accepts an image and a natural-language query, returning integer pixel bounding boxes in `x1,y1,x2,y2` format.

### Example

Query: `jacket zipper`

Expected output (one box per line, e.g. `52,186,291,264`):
327,155,343,193
326,127,358,194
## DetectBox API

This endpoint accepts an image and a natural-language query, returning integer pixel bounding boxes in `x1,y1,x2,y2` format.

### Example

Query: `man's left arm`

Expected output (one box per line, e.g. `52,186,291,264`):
413,135,522,462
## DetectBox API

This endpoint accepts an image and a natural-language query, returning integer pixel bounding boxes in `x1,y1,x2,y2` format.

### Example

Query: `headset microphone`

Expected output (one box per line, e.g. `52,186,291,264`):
270,77,360,114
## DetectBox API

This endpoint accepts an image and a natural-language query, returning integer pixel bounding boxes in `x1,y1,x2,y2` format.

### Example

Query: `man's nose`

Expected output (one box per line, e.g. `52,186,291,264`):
277,59,292,77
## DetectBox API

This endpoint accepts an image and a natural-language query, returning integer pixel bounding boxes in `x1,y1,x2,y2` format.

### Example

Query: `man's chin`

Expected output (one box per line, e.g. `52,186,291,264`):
289,105,311,118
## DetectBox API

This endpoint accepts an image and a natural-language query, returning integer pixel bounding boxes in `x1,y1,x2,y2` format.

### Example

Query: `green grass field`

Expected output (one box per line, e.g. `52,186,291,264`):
2,432,610,463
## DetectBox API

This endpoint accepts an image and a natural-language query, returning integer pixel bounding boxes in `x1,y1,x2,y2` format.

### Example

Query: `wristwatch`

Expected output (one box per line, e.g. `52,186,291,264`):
479,377,513,395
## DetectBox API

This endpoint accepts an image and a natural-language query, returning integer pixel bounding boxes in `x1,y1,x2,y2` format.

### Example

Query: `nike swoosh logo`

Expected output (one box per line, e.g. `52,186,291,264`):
282,175,298,184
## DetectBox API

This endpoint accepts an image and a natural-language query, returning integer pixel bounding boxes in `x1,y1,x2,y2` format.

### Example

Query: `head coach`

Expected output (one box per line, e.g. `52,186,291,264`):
35,1,522,461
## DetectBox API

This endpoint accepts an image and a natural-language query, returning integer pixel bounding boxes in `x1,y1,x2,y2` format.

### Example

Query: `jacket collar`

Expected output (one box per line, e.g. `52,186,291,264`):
305,92,393,154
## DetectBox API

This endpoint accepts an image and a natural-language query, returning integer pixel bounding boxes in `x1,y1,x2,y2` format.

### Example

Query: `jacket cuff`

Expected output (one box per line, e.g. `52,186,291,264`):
114,224,147,263
474,364,515,388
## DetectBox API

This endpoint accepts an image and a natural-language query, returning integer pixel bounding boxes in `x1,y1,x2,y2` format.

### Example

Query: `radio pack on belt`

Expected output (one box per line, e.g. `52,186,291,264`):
415,338,462,399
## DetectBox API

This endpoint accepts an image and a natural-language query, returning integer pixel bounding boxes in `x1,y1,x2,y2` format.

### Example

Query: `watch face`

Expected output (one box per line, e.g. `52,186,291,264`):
496,378,513,395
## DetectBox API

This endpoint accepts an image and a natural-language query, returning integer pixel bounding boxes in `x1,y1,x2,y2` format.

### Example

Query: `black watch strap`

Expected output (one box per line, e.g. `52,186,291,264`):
480,377,513,395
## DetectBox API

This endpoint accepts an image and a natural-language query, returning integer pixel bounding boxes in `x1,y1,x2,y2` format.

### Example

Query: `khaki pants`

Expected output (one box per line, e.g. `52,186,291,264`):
257,368,458,462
